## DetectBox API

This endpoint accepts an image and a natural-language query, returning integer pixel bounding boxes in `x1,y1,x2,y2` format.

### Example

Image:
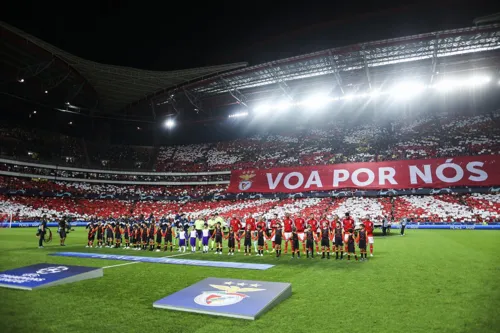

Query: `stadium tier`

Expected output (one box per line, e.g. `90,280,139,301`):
1,110,499,172
1,192,499,223
1,18,500,333
1,110,500,223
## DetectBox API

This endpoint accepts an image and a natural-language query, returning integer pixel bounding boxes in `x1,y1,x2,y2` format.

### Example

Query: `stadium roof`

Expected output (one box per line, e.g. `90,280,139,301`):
177,24,500,109
0,21,247,112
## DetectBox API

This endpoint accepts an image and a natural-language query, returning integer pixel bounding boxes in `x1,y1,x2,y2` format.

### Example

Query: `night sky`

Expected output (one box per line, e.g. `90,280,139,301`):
4,0,500,71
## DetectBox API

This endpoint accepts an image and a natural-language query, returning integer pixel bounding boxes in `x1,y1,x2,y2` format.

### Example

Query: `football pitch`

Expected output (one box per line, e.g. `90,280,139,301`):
1,228,499,333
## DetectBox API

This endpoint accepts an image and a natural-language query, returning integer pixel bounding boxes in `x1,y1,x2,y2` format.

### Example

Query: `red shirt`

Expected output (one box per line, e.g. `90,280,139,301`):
245,218,256,231
283,218,293,232
330,219,339,230
256,221,267,230
270,219,279,230
363,220,374,236
294,218,305,232
320,219,330,230
230,218,242,232
343,217,354,232
308,219,319,231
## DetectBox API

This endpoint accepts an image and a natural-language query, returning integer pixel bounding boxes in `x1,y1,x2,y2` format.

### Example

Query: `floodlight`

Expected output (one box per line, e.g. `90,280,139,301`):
254,104,271,113
275,101,293,111
228,112,248,118
467,76,490,86
165,119,175,128
301,94,331,109
390,82,426,99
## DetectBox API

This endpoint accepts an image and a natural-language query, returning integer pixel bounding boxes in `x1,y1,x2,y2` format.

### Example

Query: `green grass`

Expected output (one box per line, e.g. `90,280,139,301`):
1,228,499,333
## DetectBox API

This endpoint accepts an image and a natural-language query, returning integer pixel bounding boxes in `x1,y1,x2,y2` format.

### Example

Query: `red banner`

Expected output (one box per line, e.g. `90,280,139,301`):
227,156,500,193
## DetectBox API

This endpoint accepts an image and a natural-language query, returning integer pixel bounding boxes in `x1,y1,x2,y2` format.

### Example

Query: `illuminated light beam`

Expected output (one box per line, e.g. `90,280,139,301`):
228,112,248,118
299,94,333,109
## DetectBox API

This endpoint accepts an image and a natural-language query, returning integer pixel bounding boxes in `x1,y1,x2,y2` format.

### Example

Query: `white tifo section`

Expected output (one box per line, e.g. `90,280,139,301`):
263,198,322,218
174,144,210,162
0,201,68,218
472,193,500,203
402,196,491,219
331,197,385,221
187,199,279,217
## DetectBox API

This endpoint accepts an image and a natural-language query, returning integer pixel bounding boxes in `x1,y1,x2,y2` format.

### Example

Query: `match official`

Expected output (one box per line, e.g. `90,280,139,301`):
37,215,47,248
382,216,389,236
194,216,205,251
208,214,217,250
400,218,407,236
58,217,67,246
214,213,225,230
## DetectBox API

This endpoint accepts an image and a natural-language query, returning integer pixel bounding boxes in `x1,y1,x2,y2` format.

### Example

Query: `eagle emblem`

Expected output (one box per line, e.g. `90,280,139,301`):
194,283,265,307
238,171,256,191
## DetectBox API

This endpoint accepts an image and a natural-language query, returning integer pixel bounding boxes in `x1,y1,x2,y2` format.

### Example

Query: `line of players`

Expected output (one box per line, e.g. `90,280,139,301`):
224,212,374,260
85,212,374,261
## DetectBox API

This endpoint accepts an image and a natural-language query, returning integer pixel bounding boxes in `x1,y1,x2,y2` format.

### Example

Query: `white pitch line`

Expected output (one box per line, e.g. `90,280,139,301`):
161,253,190,259
102,261,139,269
102,252,190,269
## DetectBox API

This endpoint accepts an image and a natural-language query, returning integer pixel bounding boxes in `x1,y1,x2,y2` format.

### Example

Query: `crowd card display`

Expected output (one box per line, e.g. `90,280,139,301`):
153,277,292,320
0,263,103,290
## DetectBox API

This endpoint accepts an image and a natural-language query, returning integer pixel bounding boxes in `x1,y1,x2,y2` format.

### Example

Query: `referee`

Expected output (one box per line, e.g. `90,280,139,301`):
58,217,67,246
207,214,216,250
400,218,407,236
38,216,47,248
194,216,205,251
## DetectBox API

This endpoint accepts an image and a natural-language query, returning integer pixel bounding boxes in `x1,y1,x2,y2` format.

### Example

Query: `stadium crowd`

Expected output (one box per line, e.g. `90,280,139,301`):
1,192,499,224
0,110,499,225
1,111,499,173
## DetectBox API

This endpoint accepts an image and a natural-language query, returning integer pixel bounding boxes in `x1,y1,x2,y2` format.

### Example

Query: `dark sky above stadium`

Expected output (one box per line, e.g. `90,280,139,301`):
4,0,500,71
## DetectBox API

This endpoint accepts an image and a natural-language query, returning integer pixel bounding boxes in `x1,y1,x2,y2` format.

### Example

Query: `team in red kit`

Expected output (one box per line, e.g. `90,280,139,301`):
223,212,375,260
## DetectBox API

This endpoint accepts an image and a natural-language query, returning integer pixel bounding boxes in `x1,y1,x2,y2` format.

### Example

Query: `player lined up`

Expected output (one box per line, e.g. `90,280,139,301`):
84,212,374,260
228,212,374,258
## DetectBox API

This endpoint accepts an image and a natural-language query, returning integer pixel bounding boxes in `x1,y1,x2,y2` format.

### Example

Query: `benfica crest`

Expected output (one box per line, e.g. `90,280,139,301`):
194,282,265,307
238,171,256,191
153,277,292,320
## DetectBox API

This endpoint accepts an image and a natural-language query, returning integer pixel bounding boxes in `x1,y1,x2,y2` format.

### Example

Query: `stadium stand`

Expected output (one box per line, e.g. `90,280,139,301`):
1,110,499,224
1,194,498,223
1,23,499,226
1,111,499,173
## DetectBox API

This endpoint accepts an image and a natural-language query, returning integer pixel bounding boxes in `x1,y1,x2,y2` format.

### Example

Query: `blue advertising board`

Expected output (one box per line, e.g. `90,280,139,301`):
153,277,291,320
50,252,274,270
0,222,87,228
0,263,103,291
391,224,500,230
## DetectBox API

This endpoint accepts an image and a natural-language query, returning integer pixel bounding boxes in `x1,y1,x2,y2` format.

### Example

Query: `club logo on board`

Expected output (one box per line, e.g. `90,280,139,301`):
36,266,69,275
238,172,256,191
194,282,264,307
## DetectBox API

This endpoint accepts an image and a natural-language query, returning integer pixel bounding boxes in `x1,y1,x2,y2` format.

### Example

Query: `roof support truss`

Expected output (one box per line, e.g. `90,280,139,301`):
169,96,180,114
183,88,203,112
67,82,85,105
327,51,345,94
361,47,372,90
150,101,156,120
43,71,71,90
189,25,500,98
430,34,440,84
268,64,293,101
17,59,54,80
220,77,248,107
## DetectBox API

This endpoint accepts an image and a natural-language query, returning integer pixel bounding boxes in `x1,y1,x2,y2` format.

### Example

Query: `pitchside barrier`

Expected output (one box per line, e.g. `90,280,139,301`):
392,223,500,230
1,221,499,229
0,221,88,228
